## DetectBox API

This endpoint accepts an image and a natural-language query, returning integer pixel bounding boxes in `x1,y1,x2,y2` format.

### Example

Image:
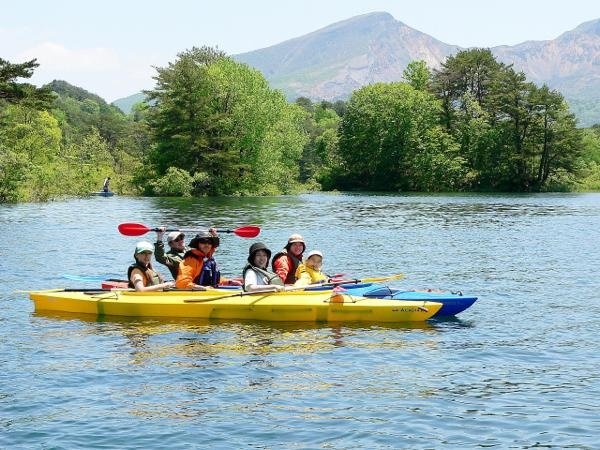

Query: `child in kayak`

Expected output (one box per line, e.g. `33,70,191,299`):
242,242,285,292
294,250,327,287
128,241,175,292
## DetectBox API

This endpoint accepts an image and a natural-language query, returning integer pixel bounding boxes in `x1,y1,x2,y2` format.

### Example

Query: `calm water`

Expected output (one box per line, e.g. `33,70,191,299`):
1,193,599,449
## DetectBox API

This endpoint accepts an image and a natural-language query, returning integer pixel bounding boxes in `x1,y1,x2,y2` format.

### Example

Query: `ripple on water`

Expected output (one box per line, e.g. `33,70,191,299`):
1,193,600,448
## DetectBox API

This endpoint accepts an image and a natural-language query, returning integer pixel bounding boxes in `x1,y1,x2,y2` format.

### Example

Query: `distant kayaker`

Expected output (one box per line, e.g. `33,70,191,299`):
242,242,285,292
272,233,306,284
175,230,241,289
154,228,188,279
102,176,111,192
128,241,175,292
294,250,327,287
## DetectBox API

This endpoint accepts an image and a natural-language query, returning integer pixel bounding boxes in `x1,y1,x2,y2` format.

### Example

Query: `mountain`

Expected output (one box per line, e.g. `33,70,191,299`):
233,12,600,126
46,80,112,106
112,13,600,125
492,19,600,126
234,12,460,101
112,92,146,114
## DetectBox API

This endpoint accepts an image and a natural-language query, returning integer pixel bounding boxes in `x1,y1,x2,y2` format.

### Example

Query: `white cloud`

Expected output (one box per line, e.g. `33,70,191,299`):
17,42,120,71
9,42,158,101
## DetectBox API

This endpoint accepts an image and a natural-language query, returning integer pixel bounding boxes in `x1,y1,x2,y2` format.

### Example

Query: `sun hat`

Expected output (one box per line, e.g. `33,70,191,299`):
134,241,154,255
248,242,272,263
167,231,184,243
189,231,220,249
305,250,323,261
285,233,305,252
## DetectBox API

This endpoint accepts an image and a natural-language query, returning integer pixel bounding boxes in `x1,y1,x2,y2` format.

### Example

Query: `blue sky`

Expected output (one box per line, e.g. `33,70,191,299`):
2,0,599,102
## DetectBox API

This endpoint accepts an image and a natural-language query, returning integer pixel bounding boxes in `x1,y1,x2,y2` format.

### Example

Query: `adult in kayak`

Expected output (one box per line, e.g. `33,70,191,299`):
176,230,240,290
154,228,188,279
128,241,175,292
102,176,111,193
294,250,327,287
242,242,285,293
272,233,306,284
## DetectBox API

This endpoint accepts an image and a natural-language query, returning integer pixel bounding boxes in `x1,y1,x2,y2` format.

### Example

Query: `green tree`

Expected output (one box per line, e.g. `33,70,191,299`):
337,82,464,191
0,58,53,109
145,46,307,195
431,49,505,132
403,60,431,91
0,105,62,201
431,49,582,191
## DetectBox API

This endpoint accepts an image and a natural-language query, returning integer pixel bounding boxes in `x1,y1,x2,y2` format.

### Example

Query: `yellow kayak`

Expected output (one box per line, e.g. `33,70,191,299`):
29,288,442,323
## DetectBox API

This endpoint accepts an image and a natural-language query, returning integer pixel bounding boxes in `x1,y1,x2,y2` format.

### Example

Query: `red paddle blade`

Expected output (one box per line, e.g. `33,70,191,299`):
118,222,151,236
232,225,260,238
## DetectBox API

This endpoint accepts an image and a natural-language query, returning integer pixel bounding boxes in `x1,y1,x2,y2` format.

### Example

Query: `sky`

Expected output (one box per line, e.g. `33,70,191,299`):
2,0,600,103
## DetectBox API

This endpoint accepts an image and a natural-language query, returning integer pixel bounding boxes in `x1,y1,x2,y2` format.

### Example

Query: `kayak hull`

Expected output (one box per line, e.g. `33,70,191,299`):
307,284,477,316
90,191,115,197
29,289,441,323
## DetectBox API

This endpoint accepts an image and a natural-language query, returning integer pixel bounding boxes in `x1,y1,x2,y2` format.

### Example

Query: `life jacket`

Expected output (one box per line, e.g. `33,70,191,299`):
295,263,328,286
242,263,285,291
272,250,302,284
184,250,221,287
127,262,163,288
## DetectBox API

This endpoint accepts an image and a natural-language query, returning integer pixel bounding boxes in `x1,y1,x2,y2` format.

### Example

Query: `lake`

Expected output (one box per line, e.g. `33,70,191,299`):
1,193,599,448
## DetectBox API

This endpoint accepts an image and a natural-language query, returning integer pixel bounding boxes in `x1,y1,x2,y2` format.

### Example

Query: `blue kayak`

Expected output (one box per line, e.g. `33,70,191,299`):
307,283,477,316
90,191,115,197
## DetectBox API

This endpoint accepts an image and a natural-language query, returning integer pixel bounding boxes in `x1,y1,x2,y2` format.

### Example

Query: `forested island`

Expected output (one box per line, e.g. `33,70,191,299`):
1,46,600,202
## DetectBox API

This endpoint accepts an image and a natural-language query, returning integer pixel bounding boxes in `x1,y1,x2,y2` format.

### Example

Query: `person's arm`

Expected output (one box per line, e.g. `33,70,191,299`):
293,270,312,287
154,240,168,265
221,276,242,286
130,268,174,292
175,258,207,290
244,270,282,292
273,256,290,283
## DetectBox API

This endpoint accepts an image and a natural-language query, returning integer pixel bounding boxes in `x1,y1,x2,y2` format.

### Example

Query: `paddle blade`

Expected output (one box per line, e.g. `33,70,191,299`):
232,225,261,238
363,273,404,283
118,222,151,236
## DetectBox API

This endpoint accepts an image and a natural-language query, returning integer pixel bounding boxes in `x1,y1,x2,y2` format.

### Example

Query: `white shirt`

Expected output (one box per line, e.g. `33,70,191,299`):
244,268,268,290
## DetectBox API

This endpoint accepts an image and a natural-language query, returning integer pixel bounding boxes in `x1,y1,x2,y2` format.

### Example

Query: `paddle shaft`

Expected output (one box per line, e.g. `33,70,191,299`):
182,273,404,303
118,222,260,238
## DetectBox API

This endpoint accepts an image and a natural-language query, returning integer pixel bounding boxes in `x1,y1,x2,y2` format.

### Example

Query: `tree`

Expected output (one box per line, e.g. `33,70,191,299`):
403,60,431,91
0,105,61,201
337,82,465,191
431,49,505,132
0,58,53,109
431,49,582,192
145,46,307,195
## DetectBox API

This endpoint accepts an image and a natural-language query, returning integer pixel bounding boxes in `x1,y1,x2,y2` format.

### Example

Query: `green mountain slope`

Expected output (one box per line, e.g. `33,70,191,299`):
111,92,146,114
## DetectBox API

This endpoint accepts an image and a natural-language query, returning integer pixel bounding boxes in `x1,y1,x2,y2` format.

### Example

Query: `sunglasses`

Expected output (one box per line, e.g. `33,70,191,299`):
173,236,185,242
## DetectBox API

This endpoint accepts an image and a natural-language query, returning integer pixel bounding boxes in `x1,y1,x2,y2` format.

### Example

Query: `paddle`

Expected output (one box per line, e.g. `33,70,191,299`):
318,273,404,288
182,273,404,303
118,222,260,238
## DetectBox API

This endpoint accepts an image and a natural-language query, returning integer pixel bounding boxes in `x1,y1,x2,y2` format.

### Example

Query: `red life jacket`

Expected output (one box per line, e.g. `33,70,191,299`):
272,250,302,284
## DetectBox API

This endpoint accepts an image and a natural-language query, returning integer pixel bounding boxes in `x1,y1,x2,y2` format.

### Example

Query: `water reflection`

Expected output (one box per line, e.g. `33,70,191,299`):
32,310,438,362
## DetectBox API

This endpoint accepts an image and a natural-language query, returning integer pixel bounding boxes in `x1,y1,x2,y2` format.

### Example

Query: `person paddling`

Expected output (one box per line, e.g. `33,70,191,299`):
128,241,175,292
102,176,111,193
242,242,285,293
272,233,306,284
154,228,188,279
